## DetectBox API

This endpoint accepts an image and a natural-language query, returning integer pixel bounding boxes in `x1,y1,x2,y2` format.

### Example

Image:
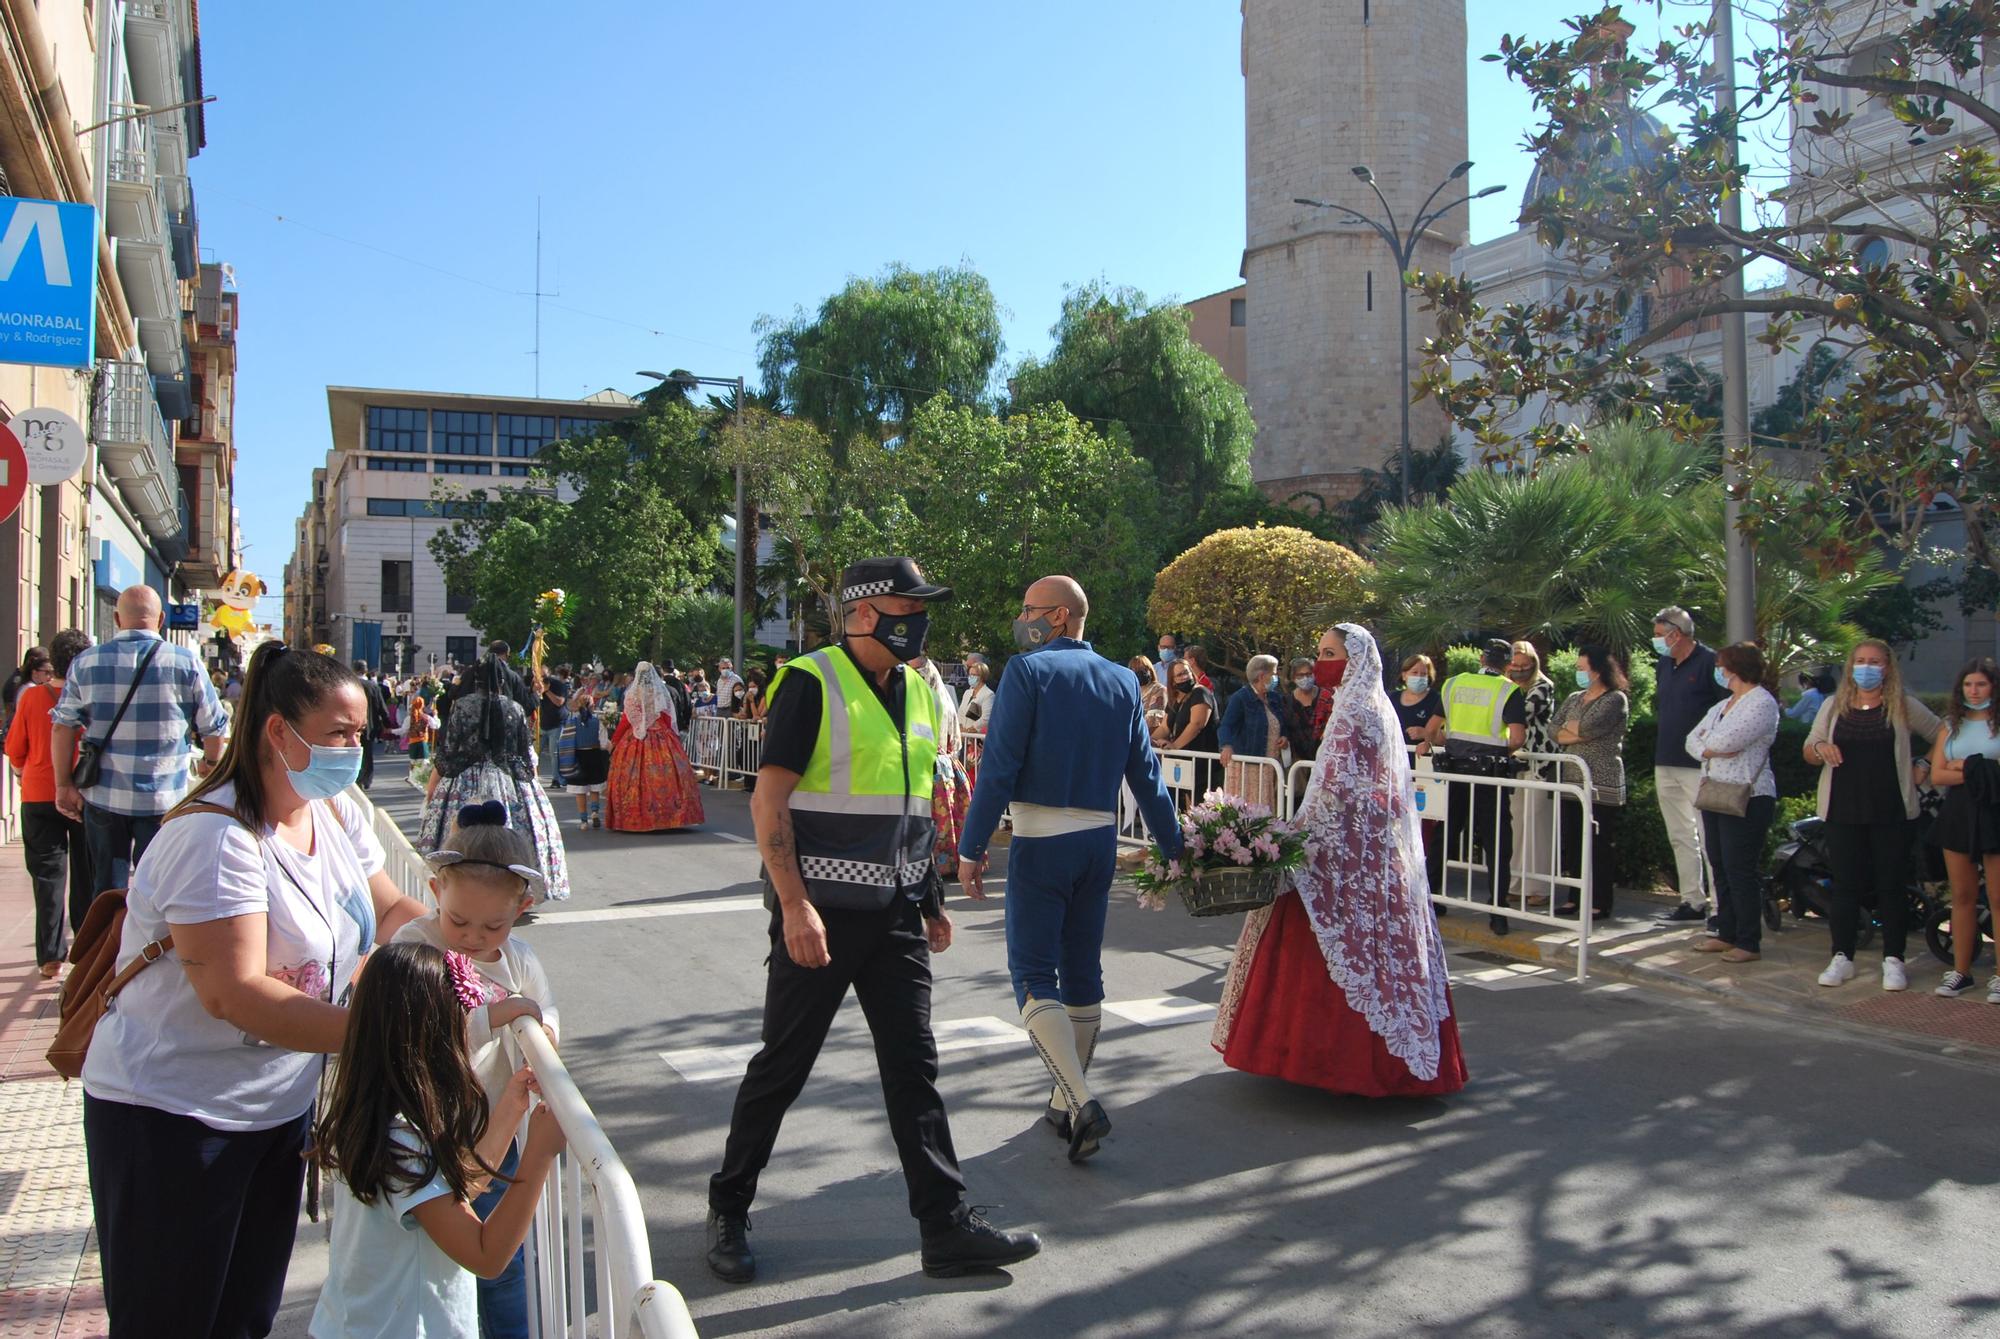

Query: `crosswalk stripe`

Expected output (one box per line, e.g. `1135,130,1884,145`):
1103,997,1218,1027
660,1015,1024,1083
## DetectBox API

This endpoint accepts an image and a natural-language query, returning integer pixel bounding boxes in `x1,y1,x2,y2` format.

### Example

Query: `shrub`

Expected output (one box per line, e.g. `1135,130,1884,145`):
1149,526,1371,674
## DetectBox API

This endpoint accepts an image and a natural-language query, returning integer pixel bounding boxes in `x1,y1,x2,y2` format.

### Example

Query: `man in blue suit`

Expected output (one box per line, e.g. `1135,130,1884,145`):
959,575,1185,1163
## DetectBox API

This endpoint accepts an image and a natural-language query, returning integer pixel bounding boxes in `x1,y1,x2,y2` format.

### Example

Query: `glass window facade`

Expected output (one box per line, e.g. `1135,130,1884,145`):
445,636,478,666
367,457,426,472
434,411,492,456
380,560,414,614
435,460,492,475
498,414,558,458
499,463,532,477
366,498,443,517
445,583,474,614
366,406,426,453
559,417,608,440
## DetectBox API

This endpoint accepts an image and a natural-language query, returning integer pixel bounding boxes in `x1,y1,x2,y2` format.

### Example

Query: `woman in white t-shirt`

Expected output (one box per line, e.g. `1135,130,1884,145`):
81,641,430,1339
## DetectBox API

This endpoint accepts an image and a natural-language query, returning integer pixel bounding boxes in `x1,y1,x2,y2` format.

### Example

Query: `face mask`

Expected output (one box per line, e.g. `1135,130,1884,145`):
1157,648,1175,663
1652,636,1671,657
1510,668,1535,684
1014,613,1059,652
1851,664,1885,691
284,722,364,801
1406,675,1430,694
1965,693,1993,712
1313,660,1346,690
1575,669,1592,689
1713,668,1732,690
871,610,930,662
1294,675,1314,692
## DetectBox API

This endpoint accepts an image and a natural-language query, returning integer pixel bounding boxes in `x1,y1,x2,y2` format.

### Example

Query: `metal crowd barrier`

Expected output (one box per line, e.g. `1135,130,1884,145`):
1115,748,1285,851
345,786,698,1338
688,715,764,789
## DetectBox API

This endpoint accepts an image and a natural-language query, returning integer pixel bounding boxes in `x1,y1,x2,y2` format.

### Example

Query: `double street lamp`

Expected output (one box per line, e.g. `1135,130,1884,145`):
637,369,750,672
1296,162,1505,503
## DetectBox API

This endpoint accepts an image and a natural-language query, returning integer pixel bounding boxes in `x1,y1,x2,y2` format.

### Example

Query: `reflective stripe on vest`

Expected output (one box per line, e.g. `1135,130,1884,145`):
1443,671,1516,749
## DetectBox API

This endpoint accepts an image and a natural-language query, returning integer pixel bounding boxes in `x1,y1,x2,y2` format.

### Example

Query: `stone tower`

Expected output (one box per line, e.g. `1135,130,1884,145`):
1242,0,1469,502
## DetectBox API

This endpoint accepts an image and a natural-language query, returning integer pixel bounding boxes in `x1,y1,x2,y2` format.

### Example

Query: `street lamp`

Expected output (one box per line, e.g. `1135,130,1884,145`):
637,369,751,672
1296,162,1504,504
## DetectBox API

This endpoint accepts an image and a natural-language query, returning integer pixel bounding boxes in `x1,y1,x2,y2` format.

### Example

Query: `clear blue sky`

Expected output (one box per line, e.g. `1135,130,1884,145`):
197,1,1761,610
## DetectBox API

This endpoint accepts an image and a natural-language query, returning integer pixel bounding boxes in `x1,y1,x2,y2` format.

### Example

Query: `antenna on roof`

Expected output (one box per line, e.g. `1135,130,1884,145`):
531,198,560,398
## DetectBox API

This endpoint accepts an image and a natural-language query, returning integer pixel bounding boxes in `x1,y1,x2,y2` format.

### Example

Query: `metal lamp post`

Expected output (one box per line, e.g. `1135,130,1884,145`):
1296,163,1505,504
637,370,750,671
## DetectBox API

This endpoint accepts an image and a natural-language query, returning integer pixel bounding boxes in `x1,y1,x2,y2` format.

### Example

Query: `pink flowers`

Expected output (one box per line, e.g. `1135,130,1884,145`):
1128,790,1308,907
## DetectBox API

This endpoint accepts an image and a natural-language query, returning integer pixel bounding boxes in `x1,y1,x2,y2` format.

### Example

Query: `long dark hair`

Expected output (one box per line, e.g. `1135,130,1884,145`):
1945,657,2000,738
178,641,361,828
314,942,494,1206
1576,643,1629,693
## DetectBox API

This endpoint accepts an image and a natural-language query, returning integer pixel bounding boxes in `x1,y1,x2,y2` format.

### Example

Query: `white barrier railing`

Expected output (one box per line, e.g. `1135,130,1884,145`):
345,786,696,1338
1116,749,1284,850
688,715,763,789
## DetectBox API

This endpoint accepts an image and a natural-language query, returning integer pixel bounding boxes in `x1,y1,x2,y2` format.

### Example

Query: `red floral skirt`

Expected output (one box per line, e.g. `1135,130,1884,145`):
1218,891,1468,1097
603,721,706,832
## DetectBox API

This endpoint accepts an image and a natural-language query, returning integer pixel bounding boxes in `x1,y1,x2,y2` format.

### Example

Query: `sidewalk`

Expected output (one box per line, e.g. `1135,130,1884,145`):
0,855,106,1338
1435,887,2000,1056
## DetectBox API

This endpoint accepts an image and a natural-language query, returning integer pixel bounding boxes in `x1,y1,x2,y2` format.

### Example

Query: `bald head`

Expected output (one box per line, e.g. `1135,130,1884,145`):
1024,575,1088,636
115,585,161,632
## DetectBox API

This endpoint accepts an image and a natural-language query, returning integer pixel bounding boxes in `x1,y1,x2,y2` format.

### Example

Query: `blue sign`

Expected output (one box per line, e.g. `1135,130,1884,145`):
92,539,142,594
0,198,97,368
166,602,200,632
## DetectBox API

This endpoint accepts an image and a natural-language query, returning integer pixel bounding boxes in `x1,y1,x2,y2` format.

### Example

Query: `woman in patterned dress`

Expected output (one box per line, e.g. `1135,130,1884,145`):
603,662,705,832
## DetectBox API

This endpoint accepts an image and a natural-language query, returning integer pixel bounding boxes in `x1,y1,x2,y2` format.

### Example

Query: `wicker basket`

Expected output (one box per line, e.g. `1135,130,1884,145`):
1177,867,1286,917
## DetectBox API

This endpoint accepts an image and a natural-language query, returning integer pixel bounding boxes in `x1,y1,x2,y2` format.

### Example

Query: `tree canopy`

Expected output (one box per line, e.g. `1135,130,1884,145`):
1148,526,1372,674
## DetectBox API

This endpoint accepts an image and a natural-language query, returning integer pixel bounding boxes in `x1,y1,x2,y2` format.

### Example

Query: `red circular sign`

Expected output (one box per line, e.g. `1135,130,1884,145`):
0,424,27,526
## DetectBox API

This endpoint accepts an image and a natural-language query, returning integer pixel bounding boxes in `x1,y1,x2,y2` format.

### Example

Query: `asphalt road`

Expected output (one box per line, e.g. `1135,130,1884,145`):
286,778,2000,1339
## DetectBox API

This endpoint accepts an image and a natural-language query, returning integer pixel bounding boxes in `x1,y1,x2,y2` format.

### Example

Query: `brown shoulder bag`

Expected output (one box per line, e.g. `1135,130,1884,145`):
46,801,244,1080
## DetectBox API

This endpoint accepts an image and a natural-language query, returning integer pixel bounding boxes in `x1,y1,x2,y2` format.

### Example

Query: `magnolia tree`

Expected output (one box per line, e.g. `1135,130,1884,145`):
1148,526,1372,674
1416,1,2000,591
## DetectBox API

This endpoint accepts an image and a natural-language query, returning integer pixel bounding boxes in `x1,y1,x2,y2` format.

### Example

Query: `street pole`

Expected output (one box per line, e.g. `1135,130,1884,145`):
1715,0,1758,644
1396,252,1413,504
733,375,747,673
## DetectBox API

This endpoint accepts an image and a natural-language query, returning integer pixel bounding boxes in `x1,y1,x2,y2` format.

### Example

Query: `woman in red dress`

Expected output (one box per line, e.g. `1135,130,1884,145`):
1213,623,1467,1097
603,661,706,833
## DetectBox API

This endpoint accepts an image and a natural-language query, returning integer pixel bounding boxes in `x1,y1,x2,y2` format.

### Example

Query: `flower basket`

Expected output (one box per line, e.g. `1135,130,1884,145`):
1177,866,1286,918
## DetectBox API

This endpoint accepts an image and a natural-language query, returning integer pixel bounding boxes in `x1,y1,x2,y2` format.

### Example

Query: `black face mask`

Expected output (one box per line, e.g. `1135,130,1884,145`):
1013,613,1062,651
867,610,930,662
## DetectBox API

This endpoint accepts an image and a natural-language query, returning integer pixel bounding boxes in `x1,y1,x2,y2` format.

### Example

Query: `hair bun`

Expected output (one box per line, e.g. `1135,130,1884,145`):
455,800,509,829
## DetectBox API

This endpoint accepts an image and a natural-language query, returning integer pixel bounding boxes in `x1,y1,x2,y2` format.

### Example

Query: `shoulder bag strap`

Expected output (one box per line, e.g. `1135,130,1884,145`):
92,639,163,750
100,800,245,1005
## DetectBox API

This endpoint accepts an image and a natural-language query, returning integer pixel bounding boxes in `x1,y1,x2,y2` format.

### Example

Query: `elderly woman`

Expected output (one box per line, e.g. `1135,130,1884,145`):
1688,642,1782,964
1551,644,1631,919
82,643,430,1338
1218,654,1288,809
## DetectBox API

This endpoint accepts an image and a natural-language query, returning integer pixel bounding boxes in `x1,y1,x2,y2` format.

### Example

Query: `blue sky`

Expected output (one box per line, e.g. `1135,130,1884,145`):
196,1,1759,610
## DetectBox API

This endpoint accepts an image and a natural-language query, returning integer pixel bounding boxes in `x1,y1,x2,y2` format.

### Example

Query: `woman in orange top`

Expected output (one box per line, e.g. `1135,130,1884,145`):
4,630,92,977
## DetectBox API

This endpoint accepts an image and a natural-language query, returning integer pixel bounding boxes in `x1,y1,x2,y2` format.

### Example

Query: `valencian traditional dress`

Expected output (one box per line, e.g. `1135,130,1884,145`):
603,662,705,832
1213,624,1467,1097
917,659,973,878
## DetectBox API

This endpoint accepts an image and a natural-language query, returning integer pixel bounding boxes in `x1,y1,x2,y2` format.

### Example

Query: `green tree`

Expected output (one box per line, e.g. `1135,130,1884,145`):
1417,1,2000,583
887,398,1160,659
755,262,1003,457
1336,436,1467,543
1008,282,1255,533
1147,526,1372,675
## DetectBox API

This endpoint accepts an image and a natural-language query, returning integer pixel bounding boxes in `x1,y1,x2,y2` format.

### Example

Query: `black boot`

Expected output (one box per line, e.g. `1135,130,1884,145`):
921,1206,1042,1278
1067,1099,1111,1163
705,1208,755,1284
1489,914,1511,936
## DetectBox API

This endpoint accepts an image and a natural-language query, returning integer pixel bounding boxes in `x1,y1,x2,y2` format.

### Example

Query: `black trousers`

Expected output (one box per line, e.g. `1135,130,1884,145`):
83,1095,310,1339
1824,817,1915,960
1703,796,1776,953
81,803,163,897
357,735,376,789
1557,796,1619,916
1440,774,1514,907
710,897,967,1225
21,800,88,965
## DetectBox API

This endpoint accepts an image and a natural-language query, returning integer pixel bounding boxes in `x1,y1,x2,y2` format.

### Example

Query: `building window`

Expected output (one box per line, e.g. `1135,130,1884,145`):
1365,272,1374,312
435,460,492,475
499,463,532,477
445,635,478,666
434,411,492,456
366,406,426,453
498,413,558,458
366,498,441,517
445,582,474,615
367,457,426,472
381,560,413,614
1229,297,1246,327
559,416,608,440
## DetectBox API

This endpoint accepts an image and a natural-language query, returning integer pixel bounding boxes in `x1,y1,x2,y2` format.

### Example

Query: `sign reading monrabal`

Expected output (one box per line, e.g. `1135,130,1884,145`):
0,198,97,369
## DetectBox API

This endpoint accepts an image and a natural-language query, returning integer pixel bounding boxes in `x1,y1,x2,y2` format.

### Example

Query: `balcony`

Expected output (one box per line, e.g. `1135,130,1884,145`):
124,1,190,112
169,204,197,280
95,360,184,541
104,111,160,240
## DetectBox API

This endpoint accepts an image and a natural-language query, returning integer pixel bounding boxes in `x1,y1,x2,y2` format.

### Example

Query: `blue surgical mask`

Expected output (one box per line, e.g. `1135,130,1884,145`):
1713,668,1732,690
1851,664,1885,691
1966,694,1993,712
1158,648,1175,663
1406,675,1430,694
1575,669,1592,689
285,722,364,800
1651,636,1671,657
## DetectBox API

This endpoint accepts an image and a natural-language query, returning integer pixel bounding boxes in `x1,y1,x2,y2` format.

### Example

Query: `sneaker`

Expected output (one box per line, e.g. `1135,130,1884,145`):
1881,957,1908,992
1988,976,2000,1005
1659,904,1706,923
1936,970,1976,998
1818,954,1855,987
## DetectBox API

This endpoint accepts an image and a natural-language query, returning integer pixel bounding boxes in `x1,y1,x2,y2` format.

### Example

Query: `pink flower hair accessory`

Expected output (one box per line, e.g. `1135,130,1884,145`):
444,951,486,1014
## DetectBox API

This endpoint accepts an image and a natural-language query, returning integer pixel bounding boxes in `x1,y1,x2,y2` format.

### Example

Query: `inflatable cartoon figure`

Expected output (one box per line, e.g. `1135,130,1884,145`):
205,569,265,641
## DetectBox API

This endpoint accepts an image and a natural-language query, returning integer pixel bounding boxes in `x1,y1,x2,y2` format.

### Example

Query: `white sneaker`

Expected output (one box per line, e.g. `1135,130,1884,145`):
1818,954,1855,987
1987,976,2000,1005
1881,957,1908,992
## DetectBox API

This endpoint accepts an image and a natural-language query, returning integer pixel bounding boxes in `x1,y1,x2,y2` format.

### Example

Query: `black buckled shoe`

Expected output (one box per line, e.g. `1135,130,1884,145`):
921,1206,1042,1278
1066,1099,1111,1163
705,1208,755,1284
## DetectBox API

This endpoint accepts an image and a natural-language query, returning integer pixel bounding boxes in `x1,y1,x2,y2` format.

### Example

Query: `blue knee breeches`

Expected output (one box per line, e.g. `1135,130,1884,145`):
1003,827,1118,1008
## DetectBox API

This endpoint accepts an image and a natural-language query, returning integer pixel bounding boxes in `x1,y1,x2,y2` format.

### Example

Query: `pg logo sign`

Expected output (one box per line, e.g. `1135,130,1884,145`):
0,199,97,369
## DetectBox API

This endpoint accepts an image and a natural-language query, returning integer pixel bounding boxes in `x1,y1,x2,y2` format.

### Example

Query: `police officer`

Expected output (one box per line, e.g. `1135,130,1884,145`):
1437,639,1529,934
705,557,1041,1284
